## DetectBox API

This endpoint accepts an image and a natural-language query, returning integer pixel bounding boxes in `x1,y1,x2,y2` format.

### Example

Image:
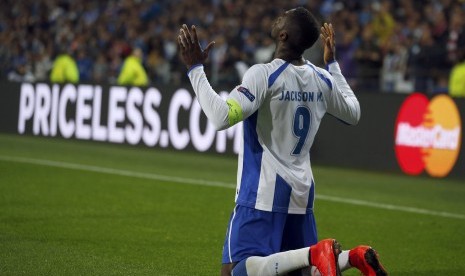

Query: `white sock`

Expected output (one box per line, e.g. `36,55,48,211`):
338,250,352,271
310,250,352,276
244,247,310,275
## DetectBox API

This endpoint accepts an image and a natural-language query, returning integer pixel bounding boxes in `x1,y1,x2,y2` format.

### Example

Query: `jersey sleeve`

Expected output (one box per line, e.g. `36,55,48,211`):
187,64,267,130
227,64,268,120
324,61,361,125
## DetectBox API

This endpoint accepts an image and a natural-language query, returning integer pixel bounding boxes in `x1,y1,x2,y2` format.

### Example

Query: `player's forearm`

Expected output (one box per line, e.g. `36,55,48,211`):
327,61,361,125
187,65,230,130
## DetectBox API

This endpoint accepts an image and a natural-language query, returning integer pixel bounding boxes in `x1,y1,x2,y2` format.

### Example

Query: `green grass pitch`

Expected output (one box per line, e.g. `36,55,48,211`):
0,133,464,275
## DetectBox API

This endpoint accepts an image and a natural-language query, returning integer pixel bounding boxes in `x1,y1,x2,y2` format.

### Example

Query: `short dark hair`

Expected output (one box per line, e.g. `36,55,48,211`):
285,7,320,54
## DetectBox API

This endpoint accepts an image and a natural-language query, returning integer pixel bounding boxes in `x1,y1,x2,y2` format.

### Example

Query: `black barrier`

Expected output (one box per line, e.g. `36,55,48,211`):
312,93,404,171
0,81,464,178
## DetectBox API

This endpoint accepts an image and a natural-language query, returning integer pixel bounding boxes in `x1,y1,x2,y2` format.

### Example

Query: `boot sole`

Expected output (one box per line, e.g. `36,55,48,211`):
364,248,388,276
332,240,342,276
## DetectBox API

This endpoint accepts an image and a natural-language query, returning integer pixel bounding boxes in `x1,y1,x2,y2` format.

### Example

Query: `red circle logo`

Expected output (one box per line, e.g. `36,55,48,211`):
394,93,462,177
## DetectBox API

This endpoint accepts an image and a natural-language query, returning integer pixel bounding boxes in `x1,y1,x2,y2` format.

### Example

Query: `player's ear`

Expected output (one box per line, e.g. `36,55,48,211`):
279,30,288,42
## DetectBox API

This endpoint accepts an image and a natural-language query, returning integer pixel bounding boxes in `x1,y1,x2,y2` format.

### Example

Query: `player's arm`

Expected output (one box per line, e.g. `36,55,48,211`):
178,24,263,130
320,23,360,125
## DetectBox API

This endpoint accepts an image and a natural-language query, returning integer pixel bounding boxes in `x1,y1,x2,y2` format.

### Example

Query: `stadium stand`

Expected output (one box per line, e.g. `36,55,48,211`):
0,0,464,94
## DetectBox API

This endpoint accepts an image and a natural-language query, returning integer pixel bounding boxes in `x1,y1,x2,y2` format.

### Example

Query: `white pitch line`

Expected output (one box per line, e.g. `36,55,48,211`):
1,155,465,220
0,155,234,189
316,194,465,220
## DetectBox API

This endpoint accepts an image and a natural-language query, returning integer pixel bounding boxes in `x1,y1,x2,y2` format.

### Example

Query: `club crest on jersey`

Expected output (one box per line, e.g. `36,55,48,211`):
237,86,255,102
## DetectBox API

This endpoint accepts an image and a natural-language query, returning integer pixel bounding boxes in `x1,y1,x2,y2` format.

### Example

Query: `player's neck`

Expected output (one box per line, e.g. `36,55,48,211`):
274,49,305,66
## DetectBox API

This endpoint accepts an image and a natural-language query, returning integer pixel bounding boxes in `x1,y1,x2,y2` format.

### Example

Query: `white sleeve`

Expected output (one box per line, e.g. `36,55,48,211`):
228,64,268,119
187,65,229,130
187,64,267,130
325,61,361,125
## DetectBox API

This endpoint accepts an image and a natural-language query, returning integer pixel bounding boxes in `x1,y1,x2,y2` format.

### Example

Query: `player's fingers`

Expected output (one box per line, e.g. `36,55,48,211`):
319,33,326,46
204,41,215,56
321,28,329,42
183,24,193,44
329,25,336,47
180,29,191,49
192,25,199,45
323,23,330,36
179,29,185,47
178,33,186,49
321,25,328,37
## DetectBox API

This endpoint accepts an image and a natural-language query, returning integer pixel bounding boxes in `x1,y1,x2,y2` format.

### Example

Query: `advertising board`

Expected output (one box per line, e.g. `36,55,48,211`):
1,81,464,178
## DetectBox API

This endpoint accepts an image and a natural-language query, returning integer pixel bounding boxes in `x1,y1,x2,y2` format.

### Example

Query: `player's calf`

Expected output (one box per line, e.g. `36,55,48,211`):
228,239,343,276
231,247,311,276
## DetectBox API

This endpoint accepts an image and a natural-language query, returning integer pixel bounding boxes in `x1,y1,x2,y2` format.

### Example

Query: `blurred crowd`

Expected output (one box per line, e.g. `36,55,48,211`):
0,0,464,94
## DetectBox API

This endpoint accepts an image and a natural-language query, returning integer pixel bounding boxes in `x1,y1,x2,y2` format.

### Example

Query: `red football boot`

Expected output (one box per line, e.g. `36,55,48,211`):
349,245,387,276
309,239,342,276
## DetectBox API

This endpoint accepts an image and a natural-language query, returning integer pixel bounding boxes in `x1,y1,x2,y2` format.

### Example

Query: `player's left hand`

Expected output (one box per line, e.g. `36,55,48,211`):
178,24,215,69
320,23,336,64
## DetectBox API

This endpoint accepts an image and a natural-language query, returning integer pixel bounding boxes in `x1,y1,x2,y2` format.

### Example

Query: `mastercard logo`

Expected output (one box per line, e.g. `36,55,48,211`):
394,93,462,177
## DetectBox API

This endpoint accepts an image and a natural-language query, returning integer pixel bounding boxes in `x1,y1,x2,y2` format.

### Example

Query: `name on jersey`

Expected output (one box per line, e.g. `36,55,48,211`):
278,91,323,102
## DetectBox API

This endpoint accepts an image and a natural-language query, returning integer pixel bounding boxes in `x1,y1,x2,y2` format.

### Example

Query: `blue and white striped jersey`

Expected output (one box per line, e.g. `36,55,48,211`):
188,59,360,214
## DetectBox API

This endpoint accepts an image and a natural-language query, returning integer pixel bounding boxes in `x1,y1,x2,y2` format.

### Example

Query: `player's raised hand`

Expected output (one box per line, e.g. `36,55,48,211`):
320,23,336,64
178,24,215,69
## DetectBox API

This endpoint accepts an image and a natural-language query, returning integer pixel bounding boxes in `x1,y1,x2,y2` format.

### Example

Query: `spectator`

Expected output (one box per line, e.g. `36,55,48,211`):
50,51,79,84
254,37,275,64
449,56,465,97
33,48,53,82
446,7,465,66
93,53,109,84
331,8,359,87
407,24,448,93
146,48,171,85
371,0,396,50
76,49,93,82
0,0,463,92
8,57,35,83
355,24,382,92
117,47,149,87
381,32,411,93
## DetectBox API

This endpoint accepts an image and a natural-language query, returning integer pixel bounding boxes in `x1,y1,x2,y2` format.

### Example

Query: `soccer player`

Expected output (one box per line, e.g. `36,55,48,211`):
177,7,387,276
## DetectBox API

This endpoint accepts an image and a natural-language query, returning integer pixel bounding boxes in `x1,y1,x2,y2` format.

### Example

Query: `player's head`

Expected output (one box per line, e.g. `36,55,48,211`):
271,7,320,55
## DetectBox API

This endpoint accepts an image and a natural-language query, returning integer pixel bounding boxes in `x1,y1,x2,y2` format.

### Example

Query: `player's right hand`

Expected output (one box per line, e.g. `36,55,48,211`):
320,23,336,64
177,24,215,69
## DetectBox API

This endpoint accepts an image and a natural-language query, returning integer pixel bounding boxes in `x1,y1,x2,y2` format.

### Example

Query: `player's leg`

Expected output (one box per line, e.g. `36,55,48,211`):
281,212,343,276
232,247,311,275
221,206,345,276
225,208,341,276
230,239,341,276
280,211,318,276
221,205,341,276
221,205,286,276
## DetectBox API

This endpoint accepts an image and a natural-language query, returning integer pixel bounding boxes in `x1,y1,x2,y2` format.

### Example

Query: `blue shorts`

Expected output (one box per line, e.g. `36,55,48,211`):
221,205,318,264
